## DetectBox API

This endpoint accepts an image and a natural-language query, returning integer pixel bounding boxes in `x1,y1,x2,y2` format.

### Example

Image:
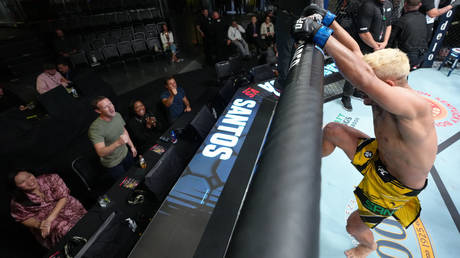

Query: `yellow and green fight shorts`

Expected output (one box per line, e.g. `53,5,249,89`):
352,138,427,229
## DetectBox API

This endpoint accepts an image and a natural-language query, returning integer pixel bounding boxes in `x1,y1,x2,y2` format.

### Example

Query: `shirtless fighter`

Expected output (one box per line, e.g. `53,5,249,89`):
294,5,437,257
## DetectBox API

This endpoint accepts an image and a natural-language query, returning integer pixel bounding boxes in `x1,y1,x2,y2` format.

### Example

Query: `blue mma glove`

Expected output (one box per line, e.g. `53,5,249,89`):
293,17,333,48
301,4,336,27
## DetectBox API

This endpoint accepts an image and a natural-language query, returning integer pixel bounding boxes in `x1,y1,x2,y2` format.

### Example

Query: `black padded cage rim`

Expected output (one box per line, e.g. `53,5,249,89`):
226,43,324,258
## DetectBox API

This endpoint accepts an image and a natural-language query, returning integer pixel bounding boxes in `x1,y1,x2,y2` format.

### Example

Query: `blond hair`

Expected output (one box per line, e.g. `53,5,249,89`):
362,48,410,81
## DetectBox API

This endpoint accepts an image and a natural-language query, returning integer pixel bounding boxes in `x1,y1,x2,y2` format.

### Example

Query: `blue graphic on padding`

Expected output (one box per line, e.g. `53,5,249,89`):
164,90,262,213
324,62,339,76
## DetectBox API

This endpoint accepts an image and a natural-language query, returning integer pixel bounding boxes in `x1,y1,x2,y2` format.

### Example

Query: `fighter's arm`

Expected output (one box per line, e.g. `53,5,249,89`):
329,21,363,57
323,37,424,119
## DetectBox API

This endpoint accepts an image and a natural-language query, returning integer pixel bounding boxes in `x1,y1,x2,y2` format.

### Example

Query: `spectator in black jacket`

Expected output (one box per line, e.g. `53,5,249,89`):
196,8,213,64
127,100,163,153
246,15,264,52
389,0,427,69
56,59,76,81
341,0,393,112
209,11,229,62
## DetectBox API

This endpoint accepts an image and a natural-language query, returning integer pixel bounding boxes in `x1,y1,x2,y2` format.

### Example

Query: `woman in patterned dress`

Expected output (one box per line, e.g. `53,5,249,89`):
8,170,87,249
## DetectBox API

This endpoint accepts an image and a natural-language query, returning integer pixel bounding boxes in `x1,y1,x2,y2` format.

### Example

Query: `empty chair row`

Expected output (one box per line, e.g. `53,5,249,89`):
83,23,165,41
50,8,163,32
69,38,163,67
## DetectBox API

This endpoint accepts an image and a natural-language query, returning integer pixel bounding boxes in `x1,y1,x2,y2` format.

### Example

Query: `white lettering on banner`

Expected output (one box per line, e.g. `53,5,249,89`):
202,98,257,160
228,106,252,115
217,125,245,137
440,20,448,30
222,114,248,126
210,133,239,147
202,145,232,160
258,80,280,97
289,44,305,70
233,99,256,108
425,9,453,65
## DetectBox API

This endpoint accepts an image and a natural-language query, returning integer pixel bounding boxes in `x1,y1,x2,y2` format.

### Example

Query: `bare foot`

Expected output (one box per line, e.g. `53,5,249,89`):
344,243,377,258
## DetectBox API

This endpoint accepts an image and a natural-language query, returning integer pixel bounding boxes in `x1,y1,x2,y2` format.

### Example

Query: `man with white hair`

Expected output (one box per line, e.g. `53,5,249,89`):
294,6,437,257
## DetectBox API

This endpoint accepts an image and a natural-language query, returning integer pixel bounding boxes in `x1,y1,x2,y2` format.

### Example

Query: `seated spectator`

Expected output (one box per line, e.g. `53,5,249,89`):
260,16,275,45
36,63,78,97
56,58,76,81
246,16,264,53
160,24,183,63
8,170,87,249
127,100,163,153
160,76,191,123
227,20,250,58
36,63,69,95
89,96,137,179
53,29,77,57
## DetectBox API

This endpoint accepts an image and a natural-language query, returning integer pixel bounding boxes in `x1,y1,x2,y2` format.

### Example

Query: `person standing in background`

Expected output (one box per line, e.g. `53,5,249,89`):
389,0,428,69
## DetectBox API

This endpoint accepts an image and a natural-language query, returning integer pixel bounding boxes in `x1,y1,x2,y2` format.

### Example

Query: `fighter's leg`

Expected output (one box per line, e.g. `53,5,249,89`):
322,122,370,160
345,210,377,258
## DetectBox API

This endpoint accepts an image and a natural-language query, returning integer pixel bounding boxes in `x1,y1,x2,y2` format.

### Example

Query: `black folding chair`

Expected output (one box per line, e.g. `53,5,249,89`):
146,37,162,53
116,12,131,26
117,41,135,60
133,32,145,40
101,44,120,63
105,36,118,45
69,50,90,68
71,156,113,196
129,10,141,23
132,39,151,60
110,29,122,39
91,38,105,50
145,30,157,39
145,23,157,33
139,9,153,23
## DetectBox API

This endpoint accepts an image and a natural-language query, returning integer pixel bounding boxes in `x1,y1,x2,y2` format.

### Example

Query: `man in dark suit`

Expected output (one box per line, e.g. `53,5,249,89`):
208,11,229,62
246,15,264,52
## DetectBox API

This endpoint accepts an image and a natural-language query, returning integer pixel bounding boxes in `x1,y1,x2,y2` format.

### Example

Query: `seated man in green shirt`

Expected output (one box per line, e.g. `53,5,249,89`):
88,96,137,179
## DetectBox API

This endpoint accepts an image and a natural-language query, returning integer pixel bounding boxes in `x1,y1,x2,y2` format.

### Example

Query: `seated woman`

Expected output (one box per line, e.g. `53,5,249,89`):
9,170,87,249
127,100,163,153
160,23,183,63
